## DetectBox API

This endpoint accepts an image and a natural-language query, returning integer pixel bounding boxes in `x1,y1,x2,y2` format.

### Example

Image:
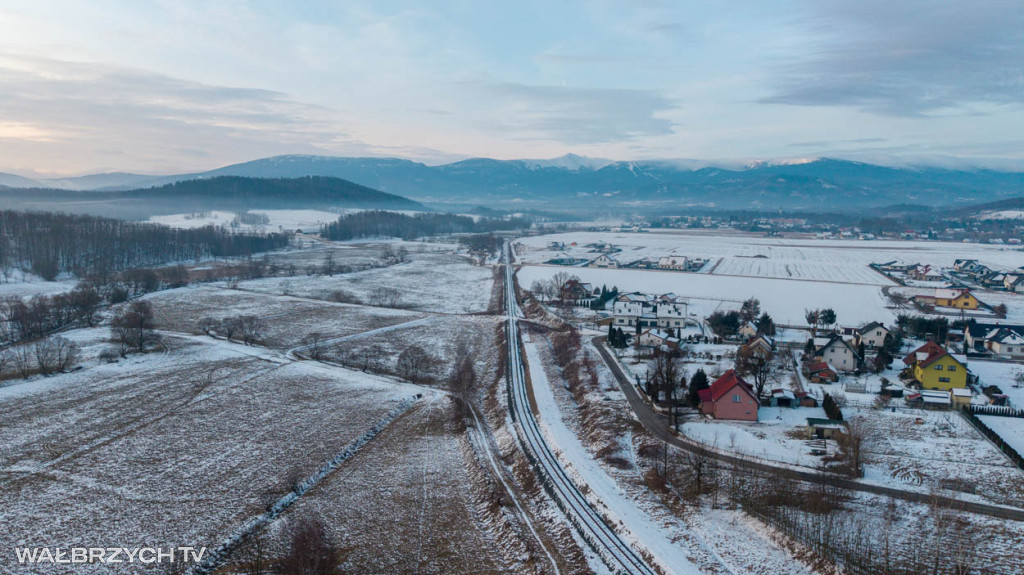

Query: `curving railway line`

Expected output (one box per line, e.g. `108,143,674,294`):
502,242,661,575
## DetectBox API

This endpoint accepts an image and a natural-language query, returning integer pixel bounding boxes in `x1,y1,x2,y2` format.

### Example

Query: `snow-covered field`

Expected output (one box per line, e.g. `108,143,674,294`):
0,332,428,572
261,394,509,574
146,285,424,350
240,250,495,315
977,415,1024,456
519,265,894,326
968,360,1024,406
517,230,1024,280
148,209,348,232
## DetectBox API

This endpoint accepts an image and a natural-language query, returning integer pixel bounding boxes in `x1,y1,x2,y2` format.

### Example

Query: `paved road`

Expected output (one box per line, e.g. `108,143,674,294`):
591,336,1024,522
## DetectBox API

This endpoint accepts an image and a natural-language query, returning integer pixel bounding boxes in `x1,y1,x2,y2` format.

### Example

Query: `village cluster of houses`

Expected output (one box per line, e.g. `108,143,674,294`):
953,259,1024,292
958,322,1024,359
876,259,1024,292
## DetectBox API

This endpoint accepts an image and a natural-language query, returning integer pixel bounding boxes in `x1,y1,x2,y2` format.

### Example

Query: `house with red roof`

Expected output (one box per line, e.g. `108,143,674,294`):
697,370,759,421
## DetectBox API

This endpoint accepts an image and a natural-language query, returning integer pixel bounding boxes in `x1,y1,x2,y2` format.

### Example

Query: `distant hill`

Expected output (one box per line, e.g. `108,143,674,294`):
0,172,43,188
0,175,424,219
5,155,1024,211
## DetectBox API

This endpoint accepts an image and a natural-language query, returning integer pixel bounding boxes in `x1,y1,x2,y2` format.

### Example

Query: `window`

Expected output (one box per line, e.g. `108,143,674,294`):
934,364,943,370
939,377,950,383
732,394,741,403
948,365,956,371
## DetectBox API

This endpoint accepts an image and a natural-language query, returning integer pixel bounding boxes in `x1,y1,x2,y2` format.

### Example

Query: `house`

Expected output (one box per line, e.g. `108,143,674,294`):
1004,274,1024,293
741,334,775,358
698,370,759,421
638,328,680,350
953,259,979,272
805,418,846,439
856,322,891,349
902,341,968,391
812,335,861,372
737,321,758,339
982,327,1024,358
590,254,619,268
908,264,944,282
913,288,982,310
808,362,839,383
560,280,600,306
964,322,1024,352
658,255,689,270
612,293,689,329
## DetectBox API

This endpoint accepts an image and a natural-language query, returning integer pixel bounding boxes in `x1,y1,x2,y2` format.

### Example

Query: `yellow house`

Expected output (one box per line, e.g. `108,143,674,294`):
933,288,980,310
903,341,968,390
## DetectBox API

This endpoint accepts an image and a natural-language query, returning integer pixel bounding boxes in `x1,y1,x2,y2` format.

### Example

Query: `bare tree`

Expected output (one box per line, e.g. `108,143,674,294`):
652,350,684,431
111,300,158,356
238,315,265,345
303,332,326,360
396,345,433,384
368,287,402,308
833,416,870,478
735,345,777,400
449,344,477,418
11,344,33,378
278,516,340,575
322,252,336,276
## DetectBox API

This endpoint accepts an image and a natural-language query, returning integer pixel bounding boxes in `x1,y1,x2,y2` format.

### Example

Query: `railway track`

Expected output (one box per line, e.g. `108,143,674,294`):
502,243,660,575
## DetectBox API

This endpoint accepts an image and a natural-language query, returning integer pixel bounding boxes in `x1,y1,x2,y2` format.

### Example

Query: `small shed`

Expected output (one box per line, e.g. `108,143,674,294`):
806,418,846,439
795,391,819,407
769,388,797,408
951,388,972,409
808,362,839,383
906,390,952,410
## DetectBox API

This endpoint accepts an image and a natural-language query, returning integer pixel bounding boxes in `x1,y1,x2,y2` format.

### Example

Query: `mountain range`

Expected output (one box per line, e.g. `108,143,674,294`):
3,155,1024,211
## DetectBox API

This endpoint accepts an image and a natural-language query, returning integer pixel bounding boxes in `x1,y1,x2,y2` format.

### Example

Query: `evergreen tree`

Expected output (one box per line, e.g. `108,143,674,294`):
687,369,710,407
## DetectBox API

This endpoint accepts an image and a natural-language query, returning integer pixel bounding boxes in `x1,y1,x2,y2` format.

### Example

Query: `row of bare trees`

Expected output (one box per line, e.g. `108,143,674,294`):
0,335,79,380
198,314,265,345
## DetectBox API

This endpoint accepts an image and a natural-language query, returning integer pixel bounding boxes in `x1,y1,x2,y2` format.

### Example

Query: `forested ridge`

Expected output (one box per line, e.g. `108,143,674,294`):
0,176,424,216
0,210,289,280
320,210,532,240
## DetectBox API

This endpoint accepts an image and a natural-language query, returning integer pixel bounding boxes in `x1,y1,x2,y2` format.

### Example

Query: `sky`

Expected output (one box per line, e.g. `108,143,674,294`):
0,0,1022,176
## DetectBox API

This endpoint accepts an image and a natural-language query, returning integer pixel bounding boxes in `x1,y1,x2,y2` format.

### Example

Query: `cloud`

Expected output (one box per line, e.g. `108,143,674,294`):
475,82,677,144
762,1,1024,116
787,138,887,148
0,54,455,174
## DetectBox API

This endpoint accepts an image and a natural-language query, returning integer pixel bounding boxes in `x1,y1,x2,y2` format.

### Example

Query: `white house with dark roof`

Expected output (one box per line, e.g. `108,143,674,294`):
856,322,890,349
812,334,861,372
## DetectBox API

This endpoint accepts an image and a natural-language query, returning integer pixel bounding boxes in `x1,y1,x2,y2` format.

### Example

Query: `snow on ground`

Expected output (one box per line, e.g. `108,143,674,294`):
148,209,350,232
240,250,494,314
0,275,78,299
263,394,509,574
969,360,1024,406
146,285,423,350
0,332,427,573
519,265,893,326
517,230,1024,281
682,407,832,468
977,415,1024,456
523,333,704,575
